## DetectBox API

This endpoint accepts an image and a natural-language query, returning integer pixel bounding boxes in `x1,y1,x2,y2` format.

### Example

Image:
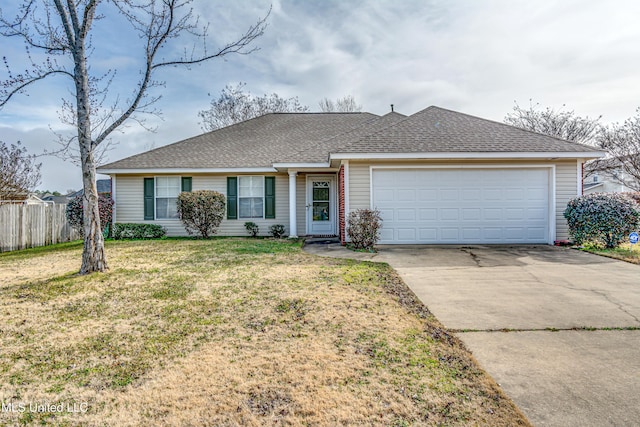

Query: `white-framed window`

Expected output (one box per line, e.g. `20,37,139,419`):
238,176,264,218
155,176,181,219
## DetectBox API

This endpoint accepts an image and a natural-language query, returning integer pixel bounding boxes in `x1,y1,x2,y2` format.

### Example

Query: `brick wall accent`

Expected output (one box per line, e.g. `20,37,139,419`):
338,164,346,245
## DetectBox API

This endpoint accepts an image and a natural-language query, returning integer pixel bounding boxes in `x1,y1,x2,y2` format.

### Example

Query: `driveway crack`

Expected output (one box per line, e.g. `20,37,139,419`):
591,289,640,324
522,269,640,325
460,248,482,267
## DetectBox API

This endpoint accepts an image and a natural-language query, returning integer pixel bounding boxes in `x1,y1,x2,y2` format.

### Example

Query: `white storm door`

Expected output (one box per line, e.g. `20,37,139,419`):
306,176,336,235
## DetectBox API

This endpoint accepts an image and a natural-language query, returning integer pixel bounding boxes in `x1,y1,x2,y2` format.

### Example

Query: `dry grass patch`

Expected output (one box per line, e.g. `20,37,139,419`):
0,238,529,426
580,242,640,264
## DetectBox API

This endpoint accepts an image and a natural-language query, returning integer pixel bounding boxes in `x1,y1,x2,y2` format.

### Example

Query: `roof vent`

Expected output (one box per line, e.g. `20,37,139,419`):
390,104,394,112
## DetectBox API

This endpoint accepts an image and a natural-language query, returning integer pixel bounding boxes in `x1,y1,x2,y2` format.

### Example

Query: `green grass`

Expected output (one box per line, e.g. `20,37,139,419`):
0,238,529,426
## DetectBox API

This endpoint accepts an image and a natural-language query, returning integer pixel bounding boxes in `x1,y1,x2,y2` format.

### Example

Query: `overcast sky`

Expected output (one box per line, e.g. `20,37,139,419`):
1,0,640,192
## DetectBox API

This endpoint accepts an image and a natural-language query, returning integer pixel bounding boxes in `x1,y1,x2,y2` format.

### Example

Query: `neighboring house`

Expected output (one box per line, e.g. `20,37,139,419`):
97,106,604,245
583,157,639,194
40,194,72,204
583,171,635,194
68,179,112,199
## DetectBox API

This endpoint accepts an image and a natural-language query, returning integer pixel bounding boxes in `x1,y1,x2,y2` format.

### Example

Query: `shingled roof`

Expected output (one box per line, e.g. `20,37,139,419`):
99,106,601,171
278,111,408,163
335,106,601,154
100,112,378,170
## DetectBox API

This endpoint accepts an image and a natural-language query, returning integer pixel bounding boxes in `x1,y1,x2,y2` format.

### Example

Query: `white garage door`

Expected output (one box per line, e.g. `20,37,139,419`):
372,168,550,244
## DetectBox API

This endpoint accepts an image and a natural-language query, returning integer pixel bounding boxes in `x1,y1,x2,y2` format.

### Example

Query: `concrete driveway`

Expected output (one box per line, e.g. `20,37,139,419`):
304,244,640,427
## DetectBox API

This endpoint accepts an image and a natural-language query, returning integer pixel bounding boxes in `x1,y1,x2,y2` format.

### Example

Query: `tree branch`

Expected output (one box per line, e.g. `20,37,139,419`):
52,0,76,47
0,68,73,107
94,3,269,146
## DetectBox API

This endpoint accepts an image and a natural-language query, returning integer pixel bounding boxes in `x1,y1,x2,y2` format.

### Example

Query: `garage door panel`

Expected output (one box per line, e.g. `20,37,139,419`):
483,228,503,239
397,189,416,201
440,208,459,220
440,189,459,200
462,189,482,201
505,228,525,239
373,168,550,244
395,172,416,186
527,188,547,200
419,208,437,220
483,189,503,200
484,208,503,220
397,209,416,221
441,228,460,240
376,189,395,202
379,228,394,241
505,208,525,220
462,208,481,220
378,208,395,222
528,208,546,220
419,228,437,240
528,228,546,239
505,188,525,200
397,228,416,240
418,189,438,201
462,228,482,239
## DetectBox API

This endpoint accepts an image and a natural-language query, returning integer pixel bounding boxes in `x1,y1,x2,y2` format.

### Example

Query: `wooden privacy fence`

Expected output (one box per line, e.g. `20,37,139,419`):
0,204,81,252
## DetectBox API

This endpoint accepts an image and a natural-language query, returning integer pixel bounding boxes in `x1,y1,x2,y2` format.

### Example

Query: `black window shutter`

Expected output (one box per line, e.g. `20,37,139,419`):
265,176,276,219
227,177,237,219
143,178,154,220
181,177,192,192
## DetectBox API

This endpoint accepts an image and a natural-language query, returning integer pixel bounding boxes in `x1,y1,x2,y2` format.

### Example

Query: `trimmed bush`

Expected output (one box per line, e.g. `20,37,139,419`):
347,208,383,250
564,193,640,248
269,224,286,238
244,221,259,237
66,194,113,237
626,192,640,205
113,223,166,239
177,190,226,238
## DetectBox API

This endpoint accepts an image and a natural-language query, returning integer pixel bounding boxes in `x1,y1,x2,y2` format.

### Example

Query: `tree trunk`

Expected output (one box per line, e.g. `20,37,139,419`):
73,23,108,274
80,149,107,274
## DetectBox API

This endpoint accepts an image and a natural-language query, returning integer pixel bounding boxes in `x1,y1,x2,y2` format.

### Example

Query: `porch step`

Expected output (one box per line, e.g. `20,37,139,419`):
305,236,340,244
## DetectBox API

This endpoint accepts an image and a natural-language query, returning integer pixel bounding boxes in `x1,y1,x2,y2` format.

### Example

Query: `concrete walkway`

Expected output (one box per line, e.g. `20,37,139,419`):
304,243,640,427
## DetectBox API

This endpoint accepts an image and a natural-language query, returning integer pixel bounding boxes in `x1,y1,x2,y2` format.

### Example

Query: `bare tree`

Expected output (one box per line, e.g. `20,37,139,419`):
504,101,601,145
0,1,268,273
318,95,362,112
597,110,640,191
0,141,41,201
504,101,605,181
198,82,309,131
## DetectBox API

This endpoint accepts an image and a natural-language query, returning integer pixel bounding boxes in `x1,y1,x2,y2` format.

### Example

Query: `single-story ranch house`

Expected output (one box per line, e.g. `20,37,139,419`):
97,106,604,244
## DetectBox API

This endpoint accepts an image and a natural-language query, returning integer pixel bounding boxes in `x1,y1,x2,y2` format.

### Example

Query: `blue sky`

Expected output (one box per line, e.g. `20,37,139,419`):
1,0,640,192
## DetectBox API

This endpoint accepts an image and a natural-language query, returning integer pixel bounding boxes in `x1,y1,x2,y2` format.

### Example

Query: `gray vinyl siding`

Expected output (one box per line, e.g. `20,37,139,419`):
349,161,371,211
554,161,577,241
348,160,581,242
113,174,290,237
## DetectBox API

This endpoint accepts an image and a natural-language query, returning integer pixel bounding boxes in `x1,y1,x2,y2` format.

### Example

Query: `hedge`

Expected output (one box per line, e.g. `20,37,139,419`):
112,223,167,240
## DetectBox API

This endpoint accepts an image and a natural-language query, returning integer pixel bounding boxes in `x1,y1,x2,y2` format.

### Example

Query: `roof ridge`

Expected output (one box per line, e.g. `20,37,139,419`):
333,108,418,152
269,111,371,115
282,113,384,161
426,106,602,152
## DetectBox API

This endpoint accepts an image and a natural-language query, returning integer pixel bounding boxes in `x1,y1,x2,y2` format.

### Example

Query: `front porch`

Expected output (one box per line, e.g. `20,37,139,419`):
285,166,345,242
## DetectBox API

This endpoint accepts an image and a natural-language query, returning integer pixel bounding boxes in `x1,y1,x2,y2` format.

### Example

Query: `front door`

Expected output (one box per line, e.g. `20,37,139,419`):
306,176,336,236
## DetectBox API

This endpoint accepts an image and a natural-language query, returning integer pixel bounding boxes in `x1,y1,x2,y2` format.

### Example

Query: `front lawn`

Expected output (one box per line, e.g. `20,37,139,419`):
0,239,529,426
580,242,640,264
